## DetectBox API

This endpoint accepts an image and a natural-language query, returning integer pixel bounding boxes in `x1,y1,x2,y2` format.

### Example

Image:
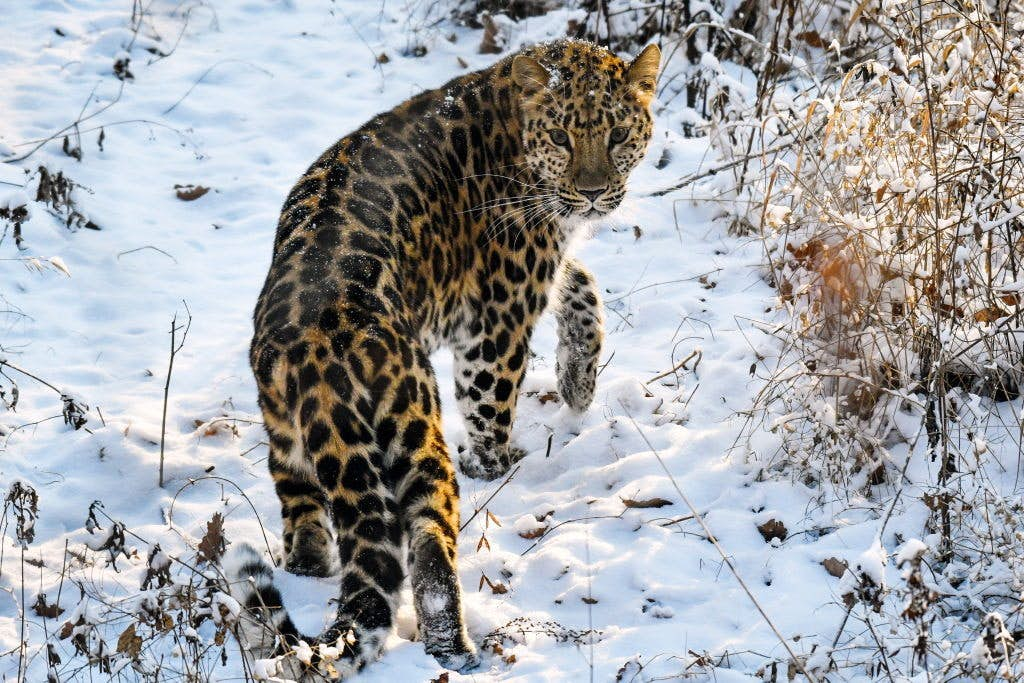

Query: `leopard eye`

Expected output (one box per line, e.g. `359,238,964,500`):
548,129,570,147
609,126,629,145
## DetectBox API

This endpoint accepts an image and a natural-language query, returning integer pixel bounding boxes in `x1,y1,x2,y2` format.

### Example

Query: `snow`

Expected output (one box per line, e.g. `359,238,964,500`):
895,538,928,566
0,1,947,682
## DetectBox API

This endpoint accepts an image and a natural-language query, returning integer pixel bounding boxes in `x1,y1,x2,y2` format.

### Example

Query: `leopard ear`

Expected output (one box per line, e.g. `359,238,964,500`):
625,44,661,99
511,55,550,96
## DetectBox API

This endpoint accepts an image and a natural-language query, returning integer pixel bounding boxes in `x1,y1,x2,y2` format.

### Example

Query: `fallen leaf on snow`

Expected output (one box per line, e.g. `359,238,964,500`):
822,557,849,578
757,518,788,542
517,526,547,539
174,184,210,201
622,497,672,509
32,594,64,618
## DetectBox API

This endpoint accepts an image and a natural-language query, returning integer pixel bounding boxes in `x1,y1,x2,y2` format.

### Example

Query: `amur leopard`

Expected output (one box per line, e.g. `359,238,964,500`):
225,38,660,680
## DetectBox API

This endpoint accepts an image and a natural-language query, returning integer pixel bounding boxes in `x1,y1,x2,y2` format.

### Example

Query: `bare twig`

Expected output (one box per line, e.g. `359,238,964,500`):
167,475,274,557
648,349,702,384
460,464,521,533
162,59,273,115
116,245,178,263
0,359,62,395
159,302,192,488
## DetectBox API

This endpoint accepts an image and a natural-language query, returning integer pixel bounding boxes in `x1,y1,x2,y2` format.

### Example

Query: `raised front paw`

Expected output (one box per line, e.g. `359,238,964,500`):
458,444,526,480
556,351,597,412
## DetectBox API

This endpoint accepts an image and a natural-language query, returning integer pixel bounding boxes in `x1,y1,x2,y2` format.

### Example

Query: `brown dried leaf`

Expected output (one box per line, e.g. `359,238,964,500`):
479,14,502,54
174,184,210,201
517,527,547,540
59,621,74,639
116,624,142,659
922,492,951,511
159,613,174,632
197,512,227,564
32,594,64,618
479,573,508,594
622,497,672,509
476,533,490,552
581,596,598,604
795,30,825,48
822,557,849,578
974,306,1006,323
757,518,788,542
537,391,559,405
195,419,238,438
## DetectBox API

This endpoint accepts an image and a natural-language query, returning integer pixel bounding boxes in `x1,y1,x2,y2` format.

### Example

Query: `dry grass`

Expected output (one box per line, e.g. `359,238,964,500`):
721,0,1024,678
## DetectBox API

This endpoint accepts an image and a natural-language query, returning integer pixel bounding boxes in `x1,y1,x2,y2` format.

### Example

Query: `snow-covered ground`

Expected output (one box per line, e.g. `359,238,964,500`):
0,2,895,681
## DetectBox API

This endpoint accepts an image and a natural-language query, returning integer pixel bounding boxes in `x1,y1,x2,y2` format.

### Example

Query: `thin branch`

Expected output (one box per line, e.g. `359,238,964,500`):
0,359,62,395
460,464,521,533
648,349,702,384
116,245,178,263
159,301,192,488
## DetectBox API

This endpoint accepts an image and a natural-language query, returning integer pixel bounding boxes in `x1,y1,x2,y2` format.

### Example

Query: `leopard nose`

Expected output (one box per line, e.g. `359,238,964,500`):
577,187,607,202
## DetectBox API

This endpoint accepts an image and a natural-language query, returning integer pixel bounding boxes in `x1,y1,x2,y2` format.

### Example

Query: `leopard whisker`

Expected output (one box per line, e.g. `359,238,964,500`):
465,193,553,214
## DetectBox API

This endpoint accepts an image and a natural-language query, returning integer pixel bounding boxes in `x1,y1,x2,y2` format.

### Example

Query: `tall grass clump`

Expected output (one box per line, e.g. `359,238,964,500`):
759,0,1024,495
741,1,1024,677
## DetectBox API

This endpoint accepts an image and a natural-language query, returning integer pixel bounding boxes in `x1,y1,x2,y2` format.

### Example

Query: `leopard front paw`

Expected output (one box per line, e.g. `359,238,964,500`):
458,444,526,480
556,355,597,411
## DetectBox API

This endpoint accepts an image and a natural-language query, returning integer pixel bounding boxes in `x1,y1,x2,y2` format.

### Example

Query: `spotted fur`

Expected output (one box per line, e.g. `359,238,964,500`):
230,39,660,679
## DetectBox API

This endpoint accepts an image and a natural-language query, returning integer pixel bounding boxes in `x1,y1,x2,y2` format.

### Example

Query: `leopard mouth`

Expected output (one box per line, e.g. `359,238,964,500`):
557,197,609,218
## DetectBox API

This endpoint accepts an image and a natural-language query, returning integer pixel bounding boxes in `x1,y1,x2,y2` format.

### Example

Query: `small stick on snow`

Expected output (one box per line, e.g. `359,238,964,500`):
0,359,63,395
117,245,178,264
648,349,702,384
159,302,192,488
460,464,521,533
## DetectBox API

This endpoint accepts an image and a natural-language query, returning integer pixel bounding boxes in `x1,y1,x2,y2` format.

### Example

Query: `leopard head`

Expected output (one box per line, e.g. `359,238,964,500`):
512,40,661,219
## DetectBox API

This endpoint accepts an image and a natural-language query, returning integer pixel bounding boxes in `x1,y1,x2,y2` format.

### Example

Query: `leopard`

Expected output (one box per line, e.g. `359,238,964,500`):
224,38,661,680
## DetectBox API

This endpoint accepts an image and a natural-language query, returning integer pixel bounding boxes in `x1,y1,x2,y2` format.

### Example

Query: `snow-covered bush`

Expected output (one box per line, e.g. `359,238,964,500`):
759,0,1024,487
732,1,1024,678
